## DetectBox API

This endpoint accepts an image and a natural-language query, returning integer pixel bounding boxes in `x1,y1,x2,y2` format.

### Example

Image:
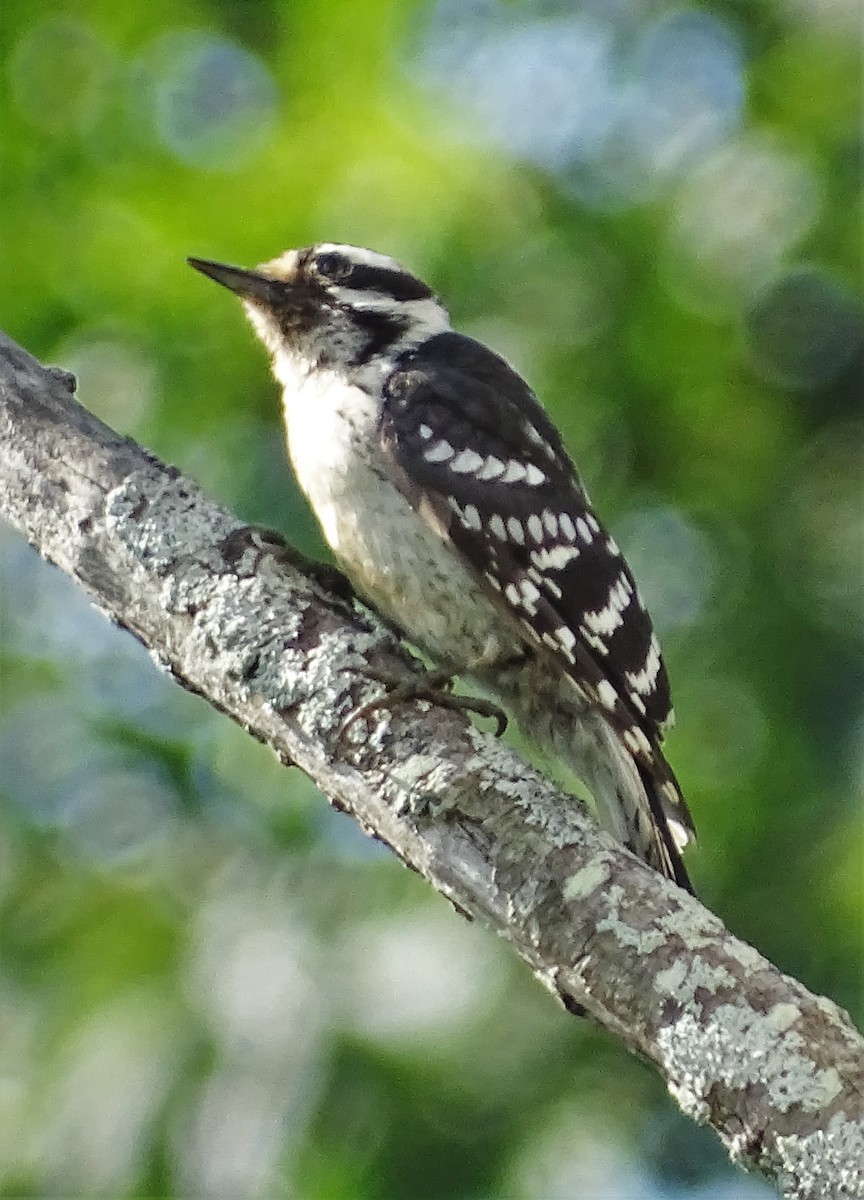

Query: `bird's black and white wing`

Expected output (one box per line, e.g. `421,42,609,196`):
380,331,695,885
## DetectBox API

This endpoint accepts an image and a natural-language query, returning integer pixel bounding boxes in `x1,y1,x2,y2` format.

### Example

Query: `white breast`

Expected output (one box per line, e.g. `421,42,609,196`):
275,351,518,670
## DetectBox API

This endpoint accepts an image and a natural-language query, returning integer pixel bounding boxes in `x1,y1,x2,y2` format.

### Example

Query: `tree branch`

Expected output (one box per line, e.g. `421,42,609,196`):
0,329,861,1200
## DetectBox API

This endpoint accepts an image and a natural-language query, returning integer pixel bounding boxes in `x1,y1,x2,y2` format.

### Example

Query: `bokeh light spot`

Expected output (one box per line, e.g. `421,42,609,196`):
627,10,745,176
675,676,769,788
0,699,180,868
775,421,864,634
666,135,821,314
745,268,864,391
0,534,206,738
415,2,619,170
412,3,745,210
616,505,715,632
339,910,503,1043
9,19,113,135
62,768,181,868
54,333,159,433
36,998,179,1195
140,32,278,170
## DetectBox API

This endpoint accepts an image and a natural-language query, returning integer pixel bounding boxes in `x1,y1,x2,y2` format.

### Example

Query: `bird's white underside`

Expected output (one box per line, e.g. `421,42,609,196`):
275,346,520,671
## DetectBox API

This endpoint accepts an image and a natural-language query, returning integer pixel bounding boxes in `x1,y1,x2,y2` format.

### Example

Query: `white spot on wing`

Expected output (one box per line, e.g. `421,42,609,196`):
523,422,556,459
596,679,618,710
418,424,433,440
558,626,576,650
541,627,576,661
477,455,505,481
489,514,507,540
542,510,558,537
531,544,580,570
667,815,692,851
576,516,593,544
500,460,527,484
507,517,525,545
424,440,453,463
582,571,636,638
450,448,485,474
623,724,651,755
625,633,663,697
581,629,609,656
525,463,546,486
527,515,544,542
462,504,482,531
520,579,540,612
559,513,576,541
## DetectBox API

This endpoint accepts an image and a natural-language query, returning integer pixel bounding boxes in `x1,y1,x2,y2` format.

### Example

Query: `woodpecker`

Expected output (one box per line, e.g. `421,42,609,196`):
188,243,695,890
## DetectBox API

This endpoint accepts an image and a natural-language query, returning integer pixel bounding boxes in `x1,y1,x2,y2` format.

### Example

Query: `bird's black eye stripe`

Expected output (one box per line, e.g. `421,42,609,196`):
313,252,433,302
344,264,433,302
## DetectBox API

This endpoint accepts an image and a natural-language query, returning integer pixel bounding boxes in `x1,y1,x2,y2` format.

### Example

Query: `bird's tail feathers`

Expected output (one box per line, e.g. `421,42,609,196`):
634,764,694,893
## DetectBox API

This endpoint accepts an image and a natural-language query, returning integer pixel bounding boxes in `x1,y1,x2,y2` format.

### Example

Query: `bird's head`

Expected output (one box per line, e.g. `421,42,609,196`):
188,243,450,375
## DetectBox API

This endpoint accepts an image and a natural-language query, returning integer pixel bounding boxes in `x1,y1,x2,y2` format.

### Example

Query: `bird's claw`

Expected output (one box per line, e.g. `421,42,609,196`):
337,666,508,741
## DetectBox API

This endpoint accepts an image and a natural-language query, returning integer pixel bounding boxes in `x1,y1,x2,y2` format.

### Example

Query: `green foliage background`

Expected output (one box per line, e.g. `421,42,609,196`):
0,1,860,1197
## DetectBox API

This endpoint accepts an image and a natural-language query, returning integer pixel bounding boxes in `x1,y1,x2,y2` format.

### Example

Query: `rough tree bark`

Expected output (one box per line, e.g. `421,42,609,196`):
0,329,861,1200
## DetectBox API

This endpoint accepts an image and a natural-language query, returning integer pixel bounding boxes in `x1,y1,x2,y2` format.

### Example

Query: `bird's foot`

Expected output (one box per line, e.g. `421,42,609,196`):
337,666,508,741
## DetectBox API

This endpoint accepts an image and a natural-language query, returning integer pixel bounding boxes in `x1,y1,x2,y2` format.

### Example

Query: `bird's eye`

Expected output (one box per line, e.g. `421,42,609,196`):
315,252,350,282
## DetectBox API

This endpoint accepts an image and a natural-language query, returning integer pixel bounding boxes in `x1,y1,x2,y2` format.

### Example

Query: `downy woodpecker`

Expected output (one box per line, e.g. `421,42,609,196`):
189,243,695,889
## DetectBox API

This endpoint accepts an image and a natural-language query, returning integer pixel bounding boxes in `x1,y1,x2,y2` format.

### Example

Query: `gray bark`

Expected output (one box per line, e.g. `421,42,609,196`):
0,328,861,1199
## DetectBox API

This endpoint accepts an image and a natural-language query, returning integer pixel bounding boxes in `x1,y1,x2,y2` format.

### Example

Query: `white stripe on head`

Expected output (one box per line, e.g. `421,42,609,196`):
314,243,406,272
311,244,451,340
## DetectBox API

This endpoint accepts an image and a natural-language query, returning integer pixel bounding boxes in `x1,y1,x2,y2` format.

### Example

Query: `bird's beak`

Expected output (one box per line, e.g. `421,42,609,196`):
187,257,287,305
